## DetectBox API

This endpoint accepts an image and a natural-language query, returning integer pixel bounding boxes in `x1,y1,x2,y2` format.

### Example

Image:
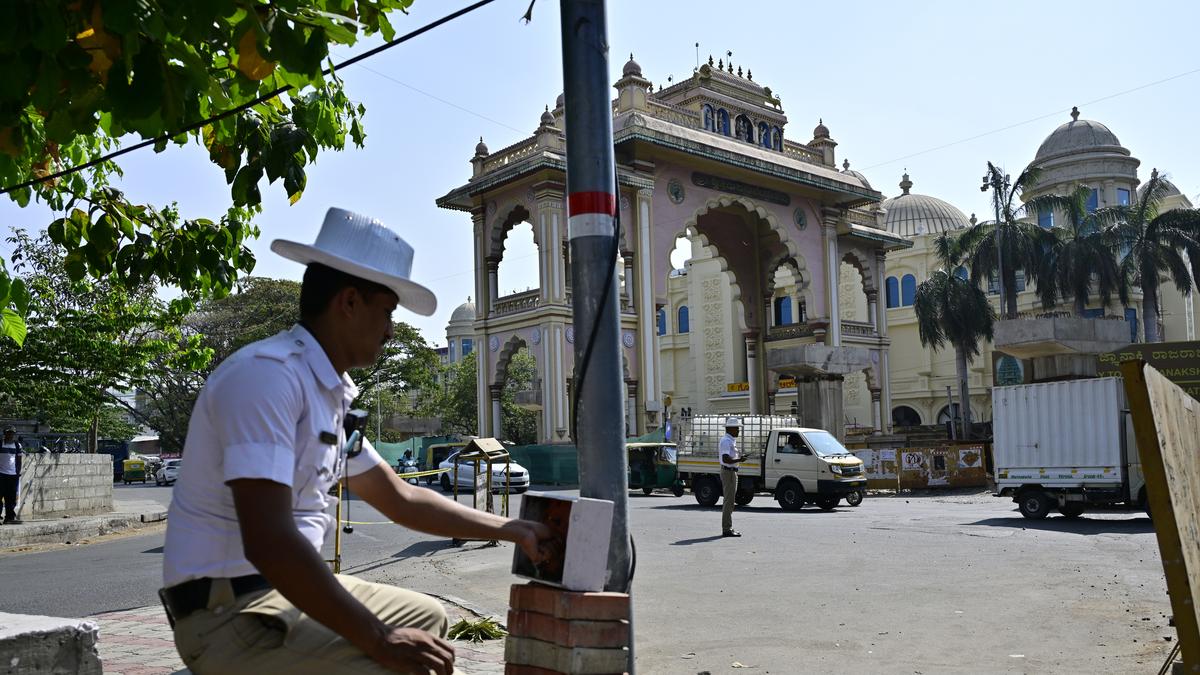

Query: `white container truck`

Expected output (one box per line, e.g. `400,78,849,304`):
677,415,867,511
992,377,1145,520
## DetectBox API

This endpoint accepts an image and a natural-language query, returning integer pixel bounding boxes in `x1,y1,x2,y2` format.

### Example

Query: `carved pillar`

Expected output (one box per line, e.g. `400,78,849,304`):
875,249,892,431
871,388,882,433
821,208,842,346
874,250,888,337
536,188,566,303
486,258,500,311
626,380,639,437
745,331,761,415
623,251,635,311
490,384,503,440
866,290,878,331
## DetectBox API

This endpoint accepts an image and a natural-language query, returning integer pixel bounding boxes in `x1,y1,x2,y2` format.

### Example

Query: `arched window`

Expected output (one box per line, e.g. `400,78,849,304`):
954,266,968,281
885,276,900,308
448,340,456,364
772,126,782,151
461,338,473,357
657,308,667,336
1038,210,1054,229
901,274,917,306
734,114,752,142
758,121,771,148
677,306,690,333
1086,188,1099,213
702,104,714,131
891,406,922,427
717,109,730,136
774,296,793,326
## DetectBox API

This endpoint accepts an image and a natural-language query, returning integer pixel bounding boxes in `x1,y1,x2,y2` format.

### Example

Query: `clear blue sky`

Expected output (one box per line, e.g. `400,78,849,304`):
3,0,1198,345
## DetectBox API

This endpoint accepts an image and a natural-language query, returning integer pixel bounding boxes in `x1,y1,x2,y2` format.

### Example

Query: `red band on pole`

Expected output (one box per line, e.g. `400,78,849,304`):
568,192,616,217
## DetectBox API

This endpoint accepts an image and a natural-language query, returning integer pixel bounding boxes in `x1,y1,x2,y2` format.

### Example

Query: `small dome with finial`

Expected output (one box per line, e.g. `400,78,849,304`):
841,159,872,189
622,53,642,78
555,92,565,109
813,118,830,139
450,298,477,324
1034,105,1125,162
540,105,554,126
474,137,489,156
881,171,972,238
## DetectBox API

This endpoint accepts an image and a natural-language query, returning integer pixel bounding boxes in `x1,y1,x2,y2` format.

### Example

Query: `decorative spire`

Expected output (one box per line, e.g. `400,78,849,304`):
717,58,723,70
899,171,913,195
747,69,752,81
708,54,714,66
727,61,734,73
843,158,851,171
970,213,977,225
1151,167,1159,180
1070,106,1080,122
737,66,743,77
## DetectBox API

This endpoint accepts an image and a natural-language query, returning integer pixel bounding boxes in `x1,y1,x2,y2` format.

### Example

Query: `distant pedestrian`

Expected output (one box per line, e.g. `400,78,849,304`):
719,417,751,537
1,426,23,524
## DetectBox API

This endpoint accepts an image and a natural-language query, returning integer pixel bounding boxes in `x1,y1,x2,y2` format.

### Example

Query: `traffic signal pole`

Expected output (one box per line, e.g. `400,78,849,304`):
559,0,634,656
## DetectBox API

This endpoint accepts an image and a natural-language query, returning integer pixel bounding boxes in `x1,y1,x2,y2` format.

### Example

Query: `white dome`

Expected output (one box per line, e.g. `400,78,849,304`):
881,173,971,238
449,299,476,323
1034,107,1127,163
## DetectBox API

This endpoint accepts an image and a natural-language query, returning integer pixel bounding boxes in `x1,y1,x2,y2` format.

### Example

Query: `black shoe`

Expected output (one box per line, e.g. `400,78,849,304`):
3,518,20,525
722,530,741,537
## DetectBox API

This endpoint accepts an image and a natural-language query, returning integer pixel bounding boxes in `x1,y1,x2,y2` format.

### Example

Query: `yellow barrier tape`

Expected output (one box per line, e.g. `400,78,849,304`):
393,467,451,478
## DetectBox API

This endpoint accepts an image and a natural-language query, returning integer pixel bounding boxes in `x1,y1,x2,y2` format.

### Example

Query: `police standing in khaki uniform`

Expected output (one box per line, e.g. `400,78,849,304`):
718,417,751,537
160,208,555,675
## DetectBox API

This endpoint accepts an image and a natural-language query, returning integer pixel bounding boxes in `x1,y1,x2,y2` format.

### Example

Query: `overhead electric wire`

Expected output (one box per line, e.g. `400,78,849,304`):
0,0,502,195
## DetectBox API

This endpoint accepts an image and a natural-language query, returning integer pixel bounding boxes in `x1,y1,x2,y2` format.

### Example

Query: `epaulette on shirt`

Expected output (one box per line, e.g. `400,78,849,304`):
252,333,306,363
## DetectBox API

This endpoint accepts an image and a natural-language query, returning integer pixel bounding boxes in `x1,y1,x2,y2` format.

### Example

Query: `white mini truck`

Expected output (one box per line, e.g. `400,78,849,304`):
677,415,867,511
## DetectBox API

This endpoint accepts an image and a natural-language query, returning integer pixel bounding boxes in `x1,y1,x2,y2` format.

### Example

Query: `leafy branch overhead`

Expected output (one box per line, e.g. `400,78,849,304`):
0,0,415,344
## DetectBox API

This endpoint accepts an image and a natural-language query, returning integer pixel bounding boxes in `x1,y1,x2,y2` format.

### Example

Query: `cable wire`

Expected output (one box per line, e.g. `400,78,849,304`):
1,0,501,195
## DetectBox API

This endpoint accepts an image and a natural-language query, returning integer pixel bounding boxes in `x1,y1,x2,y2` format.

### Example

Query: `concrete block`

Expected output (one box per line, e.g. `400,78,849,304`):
509,585,630,622
504,636,627,675
0,612,102,674
508,610,629,648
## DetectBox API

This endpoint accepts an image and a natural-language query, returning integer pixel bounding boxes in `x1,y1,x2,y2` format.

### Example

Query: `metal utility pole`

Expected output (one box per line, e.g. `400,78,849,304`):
559,0,632,593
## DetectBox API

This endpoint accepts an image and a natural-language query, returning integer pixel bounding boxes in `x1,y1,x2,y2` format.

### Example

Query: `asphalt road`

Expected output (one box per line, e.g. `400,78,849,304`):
2,485,1175,674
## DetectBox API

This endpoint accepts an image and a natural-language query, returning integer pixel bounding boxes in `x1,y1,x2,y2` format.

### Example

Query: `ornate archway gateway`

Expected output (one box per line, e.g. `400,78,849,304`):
437,56,909,443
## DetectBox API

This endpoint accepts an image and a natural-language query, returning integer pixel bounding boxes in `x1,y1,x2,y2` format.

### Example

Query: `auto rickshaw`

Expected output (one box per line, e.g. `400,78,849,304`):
420,442,468,485
122,458,148,484
627,442,685,496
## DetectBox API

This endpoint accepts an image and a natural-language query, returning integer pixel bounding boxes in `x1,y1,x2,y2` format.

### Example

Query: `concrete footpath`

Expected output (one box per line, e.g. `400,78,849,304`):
0,498,168,549
89,599,506,675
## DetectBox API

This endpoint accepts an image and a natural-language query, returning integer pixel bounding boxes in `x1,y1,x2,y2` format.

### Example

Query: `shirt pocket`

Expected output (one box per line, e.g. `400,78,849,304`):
294,411,341,502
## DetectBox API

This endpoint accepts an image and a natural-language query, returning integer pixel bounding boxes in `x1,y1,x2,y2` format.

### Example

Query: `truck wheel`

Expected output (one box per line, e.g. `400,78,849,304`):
735,486,755,506
816,496,839,511
1059,503,1085,519
671,484,685,497
845,489,864,507
642,486,655,496
1017,491,1051,520
694,476,720,507
776,480,804,512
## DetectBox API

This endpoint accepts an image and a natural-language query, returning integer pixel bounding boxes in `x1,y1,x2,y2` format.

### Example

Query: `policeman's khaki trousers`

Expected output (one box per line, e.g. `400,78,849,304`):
721,468,738,532
172,574,457,674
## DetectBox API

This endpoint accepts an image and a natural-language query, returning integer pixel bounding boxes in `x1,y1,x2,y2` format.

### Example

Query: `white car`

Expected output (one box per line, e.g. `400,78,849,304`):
155,459,182,486
438,451,530,494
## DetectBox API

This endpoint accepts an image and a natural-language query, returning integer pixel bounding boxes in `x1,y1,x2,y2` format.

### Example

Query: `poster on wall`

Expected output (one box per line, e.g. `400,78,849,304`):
880,449,896,461
901,451,925,471
958,447,983,469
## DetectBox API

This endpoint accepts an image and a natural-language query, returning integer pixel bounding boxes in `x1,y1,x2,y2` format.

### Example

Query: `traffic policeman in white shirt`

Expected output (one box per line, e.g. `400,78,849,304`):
160,208,554,675
718,417,752,537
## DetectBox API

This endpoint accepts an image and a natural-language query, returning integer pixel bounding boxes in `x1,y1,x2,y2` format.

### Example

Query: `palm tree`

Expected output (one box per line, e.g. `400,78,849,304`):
1034,185,1128,316
961,162,1062,319
914,232,996,438
1112,170,1200,342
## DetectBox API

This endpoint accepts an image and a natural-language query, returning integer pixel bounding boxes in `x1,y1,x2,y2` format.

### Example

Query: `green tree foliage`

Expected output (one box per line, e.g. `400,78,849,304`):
0,0,415,344
1033,185,1128,316
500,349,538,446
437,351,478,437
0,227,198,447
913,233,996,437
434,349,539,446
1111,171,1200,343
963,162,1062,319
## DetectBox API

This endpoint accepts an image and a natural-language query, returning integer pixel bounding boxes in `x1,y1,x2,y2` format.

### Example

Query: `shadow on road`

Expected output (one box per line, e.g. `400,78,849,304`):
967,516,1154,535
651,503,847,515
669,535,725,546
142,546,164,554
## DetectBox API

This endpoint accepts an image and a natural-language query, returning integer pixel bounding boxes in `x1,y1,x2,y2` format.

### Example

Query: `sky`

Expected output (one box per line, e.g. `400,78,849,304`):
3,0,1199,346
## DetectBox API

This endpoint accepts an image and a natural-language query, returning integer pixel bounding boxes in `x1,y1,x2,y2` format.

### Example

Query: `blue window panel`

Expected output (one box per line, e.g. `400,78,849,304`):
901,274,916,306
462,339,473,357
1082,308,1104,319
1038,210,1053,229
717,109,730,136
657,308,667,336
1125,307,1139,343
677,306,690,334
758,121,771,148
774,297,793,325
448,341,456,364
885,277,900,308
1117,188,1130,206
1086,188,1099,213
702,105,714,131
772,127,782,151
954,266,968,281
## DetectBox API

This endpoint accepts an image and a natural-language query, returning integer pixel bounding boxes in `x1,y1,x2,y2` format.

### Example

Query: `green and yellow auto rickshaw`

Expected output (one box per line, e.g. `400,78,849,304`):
420,442,468,485
122,458,148,484
627,442,685,496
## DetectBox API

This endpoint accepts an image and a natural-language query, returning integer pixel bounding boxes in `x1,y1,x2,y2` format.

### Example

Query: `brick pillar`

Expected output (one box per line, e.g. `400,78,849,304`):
505,583,630,674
